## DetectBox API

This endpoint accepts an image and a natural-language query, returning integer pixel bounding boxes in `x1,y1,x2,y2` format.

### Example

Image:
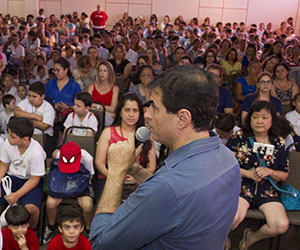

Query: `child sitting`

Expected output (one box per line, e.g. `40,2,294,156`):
213,113,240,145
63,92,98,137
286,93,300,151
0,94,16,139
16,84,28,105
2,74,17,97
15,81,55,156
43,142,94,244
1,205,39,250
47,204,92,250
0,117,46,229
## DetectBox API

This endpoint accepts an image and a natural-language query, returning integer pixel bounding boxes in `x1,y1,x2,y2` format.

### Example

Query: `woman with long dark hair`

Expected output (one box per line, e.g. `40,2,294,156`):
94,93,156,200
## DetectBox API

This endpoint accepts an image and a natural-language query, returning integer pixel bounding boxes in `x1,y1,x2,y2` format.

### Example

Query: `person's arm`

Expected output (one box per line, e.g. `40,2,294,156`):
292,83,299,99
0,58,5,75
87,83,93,96
145,140,156,173
14,107,43,122
90,134,178,249
234,81,245,102
224,107,233,113
105,85,119,113
254,167,288,182
32,120,50,131
123,62,132,81
95,128,110,178
5,176,41,205
241,111,248,125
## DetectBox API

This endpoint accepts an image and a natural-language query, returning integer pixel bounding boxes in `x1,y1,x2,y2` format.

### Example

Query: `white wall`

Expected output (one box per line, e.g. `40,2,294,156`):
1,0,300,34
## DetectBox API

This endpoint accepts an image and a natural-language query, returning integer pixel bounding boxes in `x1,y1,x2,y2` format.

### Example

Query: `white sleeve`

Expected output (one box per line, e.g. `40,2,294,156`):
81,149,94,175
42,103,55,126
0,140,11,164
28,143,46,176
63,113,74,129
16,99,28,111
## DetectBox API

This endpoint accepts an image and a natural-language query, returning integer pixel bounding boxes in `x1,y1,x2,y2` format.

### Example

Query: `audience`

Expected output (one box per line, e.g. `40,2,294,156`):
0,8,299,249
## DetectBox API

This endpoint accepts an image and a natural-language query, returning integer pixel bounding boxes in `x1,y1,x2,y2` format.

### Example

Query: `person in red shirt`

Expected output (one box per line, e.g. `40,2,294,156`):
47,204,92,250
90,4,108,34
1,205,39,250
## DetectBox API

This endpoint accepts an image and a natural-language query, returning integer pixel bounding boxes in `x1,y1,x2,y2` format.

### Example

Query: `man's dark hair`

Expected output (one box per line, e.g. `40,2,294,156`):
2,94,15,108
29,81,45,96
148,65,218,131
5,205,30,226
57,204,84,227
75,92,93,107
7,117,34,138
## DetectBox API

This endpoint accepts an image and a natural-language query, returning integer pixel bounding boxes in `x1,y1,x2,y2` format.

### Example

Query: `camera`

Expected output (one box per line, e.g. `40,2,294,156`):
253,142,274,155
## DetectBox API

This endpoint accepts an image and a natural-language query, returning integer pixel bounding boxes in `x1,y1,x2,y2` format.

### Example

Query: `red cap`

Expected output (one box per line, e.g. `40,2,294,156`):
59,142,82,173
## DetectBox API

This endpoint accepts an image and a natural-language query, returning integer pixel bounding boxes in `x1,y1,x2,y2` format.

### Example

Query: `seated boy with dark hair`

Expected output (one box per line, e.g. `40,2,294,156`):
63,92,98,137
14,81,55,156
0,117,46,228
1,205,39,250
47,204,92,250
0,94,16,138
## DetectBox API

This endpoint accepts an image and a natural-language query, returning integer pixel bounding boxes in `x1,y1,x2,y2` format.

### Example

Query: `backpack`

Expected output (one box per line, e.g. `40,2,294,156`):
47,158,90,199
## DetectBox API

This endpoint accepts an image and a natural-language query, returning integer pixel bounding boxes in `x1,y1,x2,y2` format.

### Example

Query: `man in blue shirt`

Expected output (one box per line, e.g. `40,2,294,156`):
90,65,241,250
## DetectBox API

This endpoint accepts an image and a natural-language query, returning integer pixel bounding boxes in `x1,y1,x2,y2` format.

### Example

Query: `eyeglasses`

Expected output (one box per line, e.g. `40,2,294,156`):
259,80,272,85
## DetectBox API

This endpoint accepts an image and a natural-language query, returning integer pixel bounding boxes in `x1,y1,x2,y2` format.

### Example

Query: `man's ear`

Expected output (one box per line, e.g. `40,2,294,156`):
177,108,192,130
58,226,63,233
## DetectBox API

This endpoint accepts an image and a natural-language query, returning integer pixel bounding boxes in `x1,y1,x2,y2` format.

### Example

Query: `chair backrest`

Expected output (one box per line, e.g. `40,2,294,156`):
281,103,294,116
63,126,96,157
115,73,125,96
90,102,105,141
284,143,300,190
32,127,45,149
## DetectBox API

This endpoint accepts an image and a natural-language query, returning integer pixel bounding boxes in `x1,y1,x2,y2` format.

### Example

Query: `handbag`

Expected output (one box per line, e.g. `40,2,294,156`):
280,184,300,210
248,136,299,210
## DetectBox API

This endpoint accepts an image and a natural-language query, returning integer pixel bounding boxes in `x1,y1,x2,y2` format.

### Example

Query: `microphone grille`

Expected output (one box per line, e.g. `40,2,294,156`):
136,126,151,142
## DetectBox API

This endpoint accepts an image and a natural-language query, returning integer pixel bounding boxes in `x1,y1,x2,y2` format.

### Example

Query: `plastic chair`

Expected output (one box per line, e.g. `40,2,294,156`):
32,127,46,150
115,73,125,96
63,126,96,158
90,102,106,141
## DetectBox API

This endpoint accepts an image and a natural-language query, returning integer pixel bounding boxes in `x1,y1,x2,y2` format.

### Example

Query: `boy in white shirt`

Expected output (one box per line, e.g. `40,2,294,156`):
14,81,55,156
63,92,98,137
0,94,16,138
0,117,46,229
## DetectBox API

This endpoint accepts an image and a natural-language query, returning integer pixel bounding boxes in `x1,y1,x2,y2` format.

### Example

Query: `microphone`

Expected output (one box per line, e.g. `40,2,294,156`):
135,126,151,143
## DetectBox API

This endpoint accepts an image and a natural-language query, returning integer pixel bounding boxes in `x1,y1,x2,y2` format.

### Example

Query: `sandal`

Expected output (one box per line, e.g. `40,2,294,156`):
239,228,252,250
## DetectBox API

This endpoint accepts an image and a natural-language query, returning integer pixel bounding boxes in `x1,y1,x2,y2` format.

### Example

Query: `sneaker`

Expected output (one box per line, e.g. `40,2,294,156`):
42,225,56,245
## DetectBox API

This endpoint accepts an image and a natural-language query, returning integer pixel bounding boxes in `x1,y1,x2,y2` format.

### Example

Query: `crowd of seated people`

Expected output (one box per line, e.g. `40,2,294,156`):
0,7,299,249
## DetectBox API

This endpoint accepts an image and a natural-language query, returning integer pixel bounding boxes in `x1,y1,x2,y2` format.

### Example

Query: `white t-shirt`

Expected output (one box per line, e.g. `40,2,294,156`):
17,98,55,136
7,44,25,59
55,149,94,175
286,110,300,136
64,111,98,136
1,138,46,179
0,111,14,137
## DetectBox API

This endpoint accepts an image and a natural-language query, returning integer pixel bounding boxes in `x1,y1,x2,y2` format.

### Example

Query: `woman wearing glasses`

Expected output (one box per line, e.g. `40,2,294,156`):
241,72,281,124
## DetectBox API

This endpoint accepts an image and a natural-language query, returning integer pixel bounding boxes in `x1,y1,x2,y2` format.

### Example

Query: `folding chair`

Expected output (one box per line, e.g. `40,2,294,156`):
63,126,96,158
90,102,106,141
281,103,294,116
32,127,46,149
